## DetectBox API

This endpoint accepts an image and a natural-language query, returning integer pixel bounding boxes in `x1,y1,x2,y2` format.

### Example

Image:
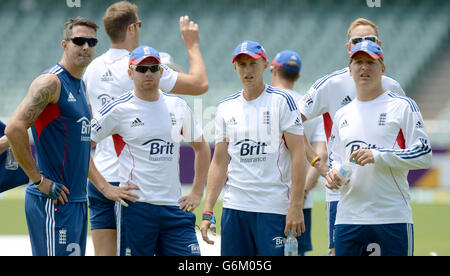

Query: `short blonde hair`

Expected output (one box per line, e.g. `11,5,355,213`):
347,18,379,39
103,1,139,43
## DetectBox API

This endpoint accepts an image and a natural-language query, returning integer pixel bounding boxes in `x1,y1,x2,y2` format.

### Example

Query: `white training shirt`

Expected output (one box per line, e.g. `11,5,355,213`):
298,67,405,202
90,91,203,206
215,85,304,215
83,48,178,182
285,89,326,210
328,91,432,225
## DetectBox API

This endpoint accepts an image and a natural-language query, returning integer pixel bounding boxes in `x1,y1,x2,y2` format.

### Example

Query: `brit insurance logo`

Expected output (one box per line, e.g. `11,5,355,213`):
346,140,377,154
77,117,91,142
97,93,115,106
272,236,284,248
142,138,175,162
234,139,268,163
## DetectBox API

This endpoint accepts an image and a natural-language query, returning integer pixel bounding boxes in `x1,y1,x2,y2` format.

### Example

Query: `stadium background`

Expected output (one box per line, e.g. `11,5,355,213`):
0,0,449,256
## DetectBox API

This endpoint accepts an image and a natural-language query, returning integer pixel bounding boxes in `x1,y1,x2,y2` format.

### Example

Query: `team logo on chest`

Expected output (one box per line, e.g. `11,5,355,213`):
263,111,270,125
378,113,387,126
170,113,177,125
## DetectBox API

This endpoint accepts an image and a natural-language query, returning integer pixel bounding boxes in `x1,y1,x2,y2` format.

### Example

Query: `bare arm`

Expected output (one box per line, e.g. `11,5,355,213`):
283,132,307,237
200,141,230,244
5,74,69,203
304,141,328,194
0,135,8,154
170,16,208,95
303,127,329,177
179,137,211,212
87,151,139,206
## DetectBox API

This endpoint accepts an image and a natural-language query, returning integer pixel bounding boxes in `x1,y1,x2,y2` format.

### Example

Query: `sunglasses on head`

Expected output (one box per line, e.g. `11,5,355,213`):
349,35,378,45
69,37,98,47
130,64,161,73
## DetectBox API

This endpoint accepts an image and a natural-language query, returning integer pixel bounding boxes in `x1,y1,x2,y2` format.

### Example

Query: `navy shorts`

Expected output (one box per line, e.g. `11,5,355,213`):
121,202,200,256
221,208,286,256
326,201,338,249
25,192,87,256
297,208,312,255
88,180,120,230
334,223,414,256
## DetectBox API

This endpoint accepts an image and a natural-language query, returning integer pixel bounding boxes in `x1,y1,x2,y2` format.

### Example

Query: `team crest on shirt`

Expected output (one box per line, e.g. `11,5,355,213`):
378,113,387,126
170,113,177,125
263,111,270,124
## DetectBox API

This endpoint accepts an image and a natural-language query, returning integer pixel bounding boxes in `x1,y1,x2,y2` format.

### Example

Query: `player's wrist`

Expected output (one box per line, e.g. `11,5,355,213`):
311,155,321,167
33,174,44,188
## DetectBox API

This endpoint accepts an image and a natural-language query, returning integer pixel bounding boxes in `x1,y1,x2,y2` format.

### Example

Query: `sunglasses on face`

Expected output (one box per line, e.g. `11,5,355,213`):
131,64,161,73
69,37,98,47
349,35,378,45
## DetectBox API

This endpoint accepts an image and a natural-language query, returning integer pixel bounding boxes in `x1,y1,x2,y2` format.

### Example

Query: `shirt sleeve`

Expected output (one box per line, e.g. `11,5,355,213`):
159,64,178,93
181,102,203,142
214,107,227,144
279,95,304,136
308,116,326,143
90,106,119,144
383,76,406,96
328,120,344,171
298,81,331,120
371,100,432,170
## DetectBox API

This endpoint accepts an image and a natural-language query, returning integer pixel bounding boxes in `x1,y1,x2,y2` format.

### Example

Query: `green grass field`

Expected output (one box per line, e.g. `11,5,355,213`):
1,198,449,256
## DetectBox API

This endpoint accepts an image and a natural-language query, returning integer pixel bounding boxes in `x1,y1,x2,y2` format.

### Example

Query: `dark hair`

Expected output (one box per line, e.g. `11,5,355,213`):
64,17,99,40
276,61,300,82
103,1,139,43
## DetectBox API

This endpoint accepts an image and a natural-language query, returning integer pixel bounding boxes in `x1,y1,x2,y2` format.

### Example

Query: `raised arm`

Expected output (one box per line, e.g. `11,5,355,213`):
170,16,208,95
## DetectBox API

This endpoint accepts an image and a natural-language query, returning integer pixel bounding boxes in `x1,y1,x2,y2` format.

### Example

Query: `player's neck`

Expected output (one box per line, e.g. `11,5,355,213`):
356,84,386,102
59,59,84,79
111,40,138,53
134,88,160,102
242,82,266,101
272,78,294,91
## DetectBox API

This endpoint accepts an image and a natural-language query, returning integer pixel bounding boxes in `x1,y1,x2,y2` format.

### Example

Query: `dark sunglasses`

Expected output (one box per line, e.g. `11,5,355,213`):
69,37,98,47
131,64,161,73
348,35,378,45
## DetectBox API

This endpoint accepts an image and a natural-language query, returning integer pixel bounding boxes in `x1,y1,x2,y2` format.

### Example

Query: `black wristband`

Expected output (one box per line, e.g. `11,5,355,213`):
33,174,44,187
